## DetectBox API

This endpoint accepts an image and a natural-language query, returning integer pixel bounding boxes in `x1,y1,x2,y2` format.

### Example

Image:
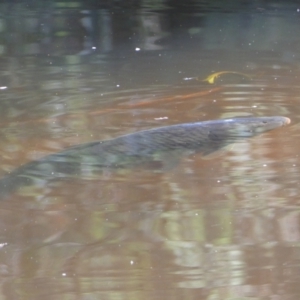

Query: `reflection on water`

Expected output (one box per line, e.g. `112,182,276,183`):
0,1,299,299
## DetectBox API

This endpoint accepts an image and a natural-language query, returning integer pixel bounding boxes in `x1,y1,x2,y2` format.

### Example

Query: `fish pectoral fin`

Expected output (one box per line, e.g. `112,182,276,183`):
161,157,181,171
153,151,188,171
201,145,234,159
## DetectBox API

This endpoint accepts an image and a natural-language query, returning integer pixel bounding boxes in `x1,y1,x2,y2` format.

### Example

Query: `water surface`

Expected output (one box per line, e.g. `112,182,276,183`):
0,1,299,299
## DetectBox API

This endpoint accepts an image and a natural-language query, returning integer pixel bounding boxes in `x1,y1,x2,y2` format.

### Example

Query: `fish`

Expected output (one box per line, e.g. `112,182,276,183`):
0,116,290,200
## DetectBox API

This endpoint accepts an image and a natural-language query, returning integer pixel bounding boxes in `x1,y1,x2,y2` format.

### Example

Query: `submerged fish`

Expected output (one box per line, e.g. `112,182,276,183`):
0,116,290,199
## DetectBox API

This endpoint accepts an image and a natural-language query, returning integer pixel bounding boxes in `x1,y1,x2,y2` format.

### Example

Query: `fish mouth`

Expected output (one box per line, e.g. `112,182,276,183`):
265,116,290,127
282,117,291,125
266,116,291,130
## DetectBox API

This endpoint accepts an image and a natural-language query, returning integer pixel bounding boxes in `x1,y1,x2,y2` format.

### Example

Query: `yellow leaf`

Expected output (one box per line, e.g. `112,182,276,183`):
203,71,252,84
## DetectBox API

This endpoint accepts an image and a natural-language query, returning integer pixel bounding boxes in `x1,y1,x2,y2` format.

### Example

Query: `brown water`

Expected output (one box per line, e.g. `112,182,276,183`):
0,2,299,299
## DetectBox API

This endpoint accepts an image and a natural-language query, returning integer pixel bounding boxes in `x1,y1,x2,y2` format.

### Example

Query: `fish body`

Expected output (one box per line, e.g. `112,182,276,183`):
0,116,290,199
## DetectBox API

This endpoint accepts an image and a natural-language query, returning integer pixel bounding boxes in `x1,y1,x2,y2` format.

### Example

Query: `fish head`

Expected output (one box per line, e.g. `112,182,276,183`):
216,116,290,137
198,116,290,156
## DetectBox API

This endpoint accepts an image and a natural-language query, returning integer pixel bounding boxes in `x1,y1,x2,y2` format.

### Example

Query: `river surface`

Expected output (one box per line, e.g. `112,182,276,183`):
0,1,299,299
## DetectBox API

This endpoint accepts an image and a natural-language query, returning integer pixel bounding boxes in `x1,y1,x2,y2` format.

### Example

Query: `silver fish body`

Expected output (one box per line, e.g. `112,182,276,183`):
0,116,290,199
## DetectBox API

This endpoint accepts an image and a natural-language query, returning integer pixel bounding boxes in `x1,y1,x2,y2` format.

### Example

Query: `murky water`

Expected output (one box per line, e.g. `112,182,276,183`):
0,1,299,299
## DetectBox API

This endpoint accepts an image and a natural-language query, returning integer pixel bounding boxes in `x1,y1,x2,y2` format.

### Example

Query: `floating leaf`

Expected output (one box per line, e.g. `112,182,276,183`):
203,71,252,84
